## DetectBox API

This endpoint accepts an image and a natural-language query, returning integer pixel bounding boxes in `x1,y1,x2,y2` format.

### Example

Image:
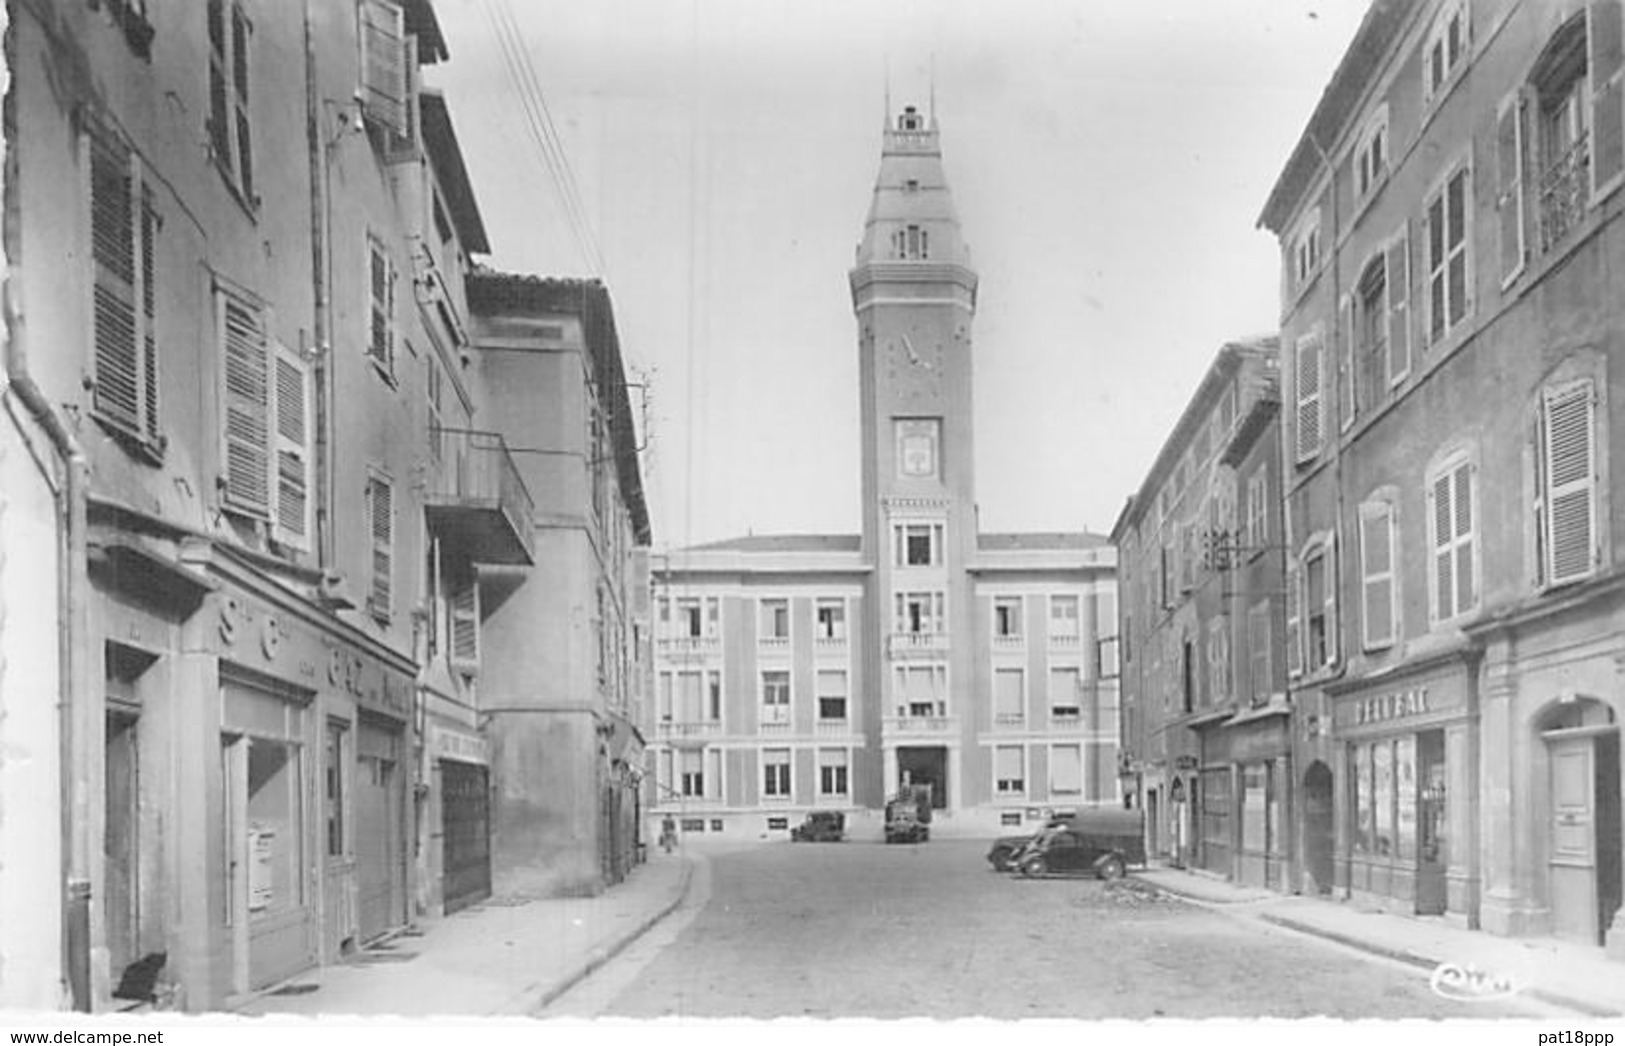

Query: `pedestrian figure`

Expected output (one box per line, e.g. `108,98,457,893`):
660,815,677,853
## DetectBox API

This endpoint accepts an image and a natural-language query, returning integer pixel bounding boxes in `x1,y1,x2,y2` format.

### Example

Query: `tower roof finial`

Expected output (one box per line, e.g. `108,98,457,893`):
929,53,937,130
884,55,891,130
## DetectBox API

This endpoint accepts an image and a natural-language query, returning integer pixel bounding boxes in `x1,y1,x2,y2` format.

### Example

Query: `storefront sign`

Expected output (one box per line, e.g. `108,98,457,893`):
430,723,489,765
1353,687,1430,726
1174,755,1199,770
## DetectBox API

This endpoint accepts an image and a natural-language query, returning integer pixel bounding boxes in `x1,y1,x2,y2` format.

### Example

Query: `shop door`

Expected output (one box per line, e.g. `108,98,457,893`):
355,721,402,944
441,761,491,913
1416,731,1448,916
105,711,141,979
1548,730,1622,944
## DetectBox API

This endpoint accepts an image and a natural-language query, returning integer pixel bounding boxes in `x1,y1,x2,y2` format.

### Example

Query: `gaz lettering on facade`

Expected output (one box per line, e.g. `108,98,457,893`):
1353,687,1429,727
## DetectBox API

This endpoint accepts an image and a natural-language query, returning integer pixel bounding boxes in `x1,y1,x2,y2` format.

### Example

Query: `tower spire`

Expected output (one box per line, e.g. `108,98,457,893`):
929,54,937,129
883,56,891,129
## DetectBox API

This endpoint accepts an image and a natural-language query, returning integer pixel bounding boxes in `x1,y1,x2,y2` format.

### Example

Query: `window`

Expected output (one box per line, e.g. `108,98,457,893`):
1245,471,1268,551
895,664,946,717
448,565,479,668
1050,745,1083,796
761,671,790,724
762,749,791,799
1096,636,1120,680
426,356,444,461
993,596,1022,638
1427,454,1477,623
1359,500,1398,649
367,235,397,376
1293,211,1321,288
679,749,704,798
1207,618,1230,704
89,129,161,451
1533,15,1593,252
1423,0,1469,105
207,0,254,204
994,668,1024,724
1050,595,1080,641
1497,88,1529,284
1424,164,1472,343
995,746,1025,796
894,224,929,259
366,472,394,619
818,749,848,796
1049,666,1081,721
896,522,943,566
816,598,847,639
1355,109,1389,201
1535,378,1599,587
359,0,416,143
1246,601,1271,705
816,670,848,721
896,591,946,634
760,598,790,640
1301,538,1337,670
1294,328,1324,462
324,721,347,857
219,288,313,546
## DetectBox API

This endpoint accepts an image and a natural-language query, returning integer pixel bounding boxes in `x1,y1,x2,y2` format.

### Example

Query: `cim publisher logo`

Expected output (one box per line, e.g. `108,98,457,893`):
1428,961,1520,1001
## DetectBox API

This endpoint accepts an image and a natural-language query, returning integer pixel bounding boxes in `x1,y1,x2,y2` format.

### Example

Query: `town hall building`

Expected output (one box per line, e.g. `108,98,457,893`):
648,106,1119,839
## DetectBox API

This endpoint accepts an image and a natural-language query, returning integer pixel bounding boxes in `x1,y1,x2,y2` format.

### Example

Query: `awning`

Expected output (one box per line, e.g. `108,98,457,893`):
1227,701,1293,727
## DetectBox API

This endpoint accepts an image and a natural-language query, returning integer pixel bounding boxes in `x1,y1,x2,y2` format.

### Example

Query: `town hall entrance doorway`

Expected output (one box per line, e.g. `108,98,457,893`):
897,747,947,809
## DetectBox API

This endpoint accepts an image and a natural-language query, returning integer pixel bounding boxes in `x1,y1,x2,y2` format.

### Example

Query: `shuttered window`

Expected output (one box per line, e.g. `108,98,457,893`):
993,668,1024,721
1386,227,1411,384
1294,330,1323,462
360,0,409,137
1539,379,1599,586
1428,457,1477,623
994,746,1025,795
1338,294,1356,429
206,0,254,203
1247,601,1272,705
218,288,311,542
272,345,313,548
1360,502,1397,649
367,235,396,374
1425,166,1472,343
1050,745,1083,796
1591,0,1625,199
1497,90,1528,285
367,473,395,619
90,132,160,448
1285,558,1303,679
449,569,479,668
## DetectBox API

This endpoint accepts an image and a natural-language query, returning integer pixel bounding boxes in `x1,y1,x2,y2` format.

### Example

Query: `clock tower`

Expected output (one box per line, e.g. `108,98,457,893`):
850,103,979,811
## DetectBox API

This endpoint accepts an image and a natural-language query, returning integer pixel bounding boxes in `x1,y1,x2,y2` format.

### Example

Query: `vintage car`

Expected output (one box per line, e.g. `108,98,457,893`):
986,812,1079,871
791,811,847,842
885,806,930,844
1014,808,1145,880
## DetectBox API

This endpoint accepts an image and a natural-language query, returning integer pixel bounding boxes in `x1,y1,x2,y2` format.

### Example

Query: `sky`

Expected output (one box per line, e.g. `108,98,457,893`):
426,0,1370,550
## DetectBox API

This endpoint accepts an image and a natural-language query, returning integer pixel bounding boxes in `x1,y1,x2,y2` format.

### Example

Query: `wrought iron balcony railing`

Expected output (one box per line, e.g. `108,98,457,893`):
1539,133,1590,254
425,428,536,565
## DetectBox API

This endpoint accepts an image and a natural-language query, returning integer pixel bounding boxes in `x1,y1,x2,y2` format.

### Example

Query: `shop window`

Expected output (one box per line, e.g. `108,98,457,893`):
324,720,347,857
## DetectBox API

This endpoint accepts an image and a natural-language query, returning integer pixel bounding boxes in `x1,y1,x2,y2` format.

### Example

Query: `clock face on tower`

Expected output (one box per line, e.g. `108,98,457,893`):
887,328,945,401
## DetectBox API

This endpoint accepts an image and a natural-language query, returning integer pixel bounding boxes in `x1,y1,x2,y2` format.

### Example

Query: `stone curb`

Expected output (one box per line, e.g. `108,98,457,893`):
1256,912,1624,1020
495,857,698,1017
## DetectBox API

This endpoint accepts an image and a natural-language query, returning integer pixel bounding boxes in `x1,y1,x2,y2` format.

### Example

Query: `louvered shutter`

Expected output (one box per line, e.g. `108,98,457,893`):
450,573,480,668
91,136,141,434
368,475,394,616
1295,332,1323,461
1431,472,1454,620
1590,0,1625,199
1543,379,1598,585
368,237,393,369
1496,90,1527,285
1285,558,1303,678
1387,228,1411,384
1452,465,1474,614
360,0,408,137
1361,506,1395,649
140,195,158,438
1322,536,1339,665
271,344,312,548
220,292,271,517
1339,295,1356,428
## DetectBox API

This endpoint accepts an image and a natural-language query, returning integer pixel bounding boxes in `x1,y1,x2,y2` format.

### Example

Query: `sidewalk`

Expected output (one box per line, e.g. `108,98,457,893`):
235,850,695,1018
1134,866,1625,1018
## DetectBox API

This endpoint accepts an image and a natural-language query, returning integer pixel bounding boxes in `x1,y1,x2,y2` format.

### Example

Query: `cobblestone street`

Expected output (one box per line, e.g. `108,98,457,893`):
554,839,1541,1020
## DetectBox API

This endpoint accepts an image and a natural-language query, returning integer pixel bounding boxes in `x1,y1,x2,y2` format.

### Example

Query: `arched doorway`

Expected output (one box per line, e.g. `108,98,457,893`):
1537,697,1621,946
1302,761,1334,895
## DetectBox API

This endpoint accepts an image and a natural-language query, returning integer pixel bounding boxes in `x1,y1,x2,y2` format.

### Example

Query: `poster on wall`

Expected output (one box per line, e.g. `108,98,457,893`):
249,824,276,912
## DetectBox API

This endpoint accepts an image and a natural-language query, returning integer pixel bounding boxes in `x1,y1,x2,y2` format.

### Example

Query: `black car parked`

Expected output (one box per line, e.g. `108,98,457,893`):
985,812,1078,871
1012,809,1145,880
791,811,846,842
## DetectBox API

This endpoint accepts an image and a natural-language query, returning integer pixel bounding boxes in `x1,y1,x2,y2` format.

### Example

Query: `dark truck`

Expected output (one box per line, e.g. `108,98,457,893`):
884,784,933,844
986,811,1079,871
791,811,846,842
1013,807,1146,880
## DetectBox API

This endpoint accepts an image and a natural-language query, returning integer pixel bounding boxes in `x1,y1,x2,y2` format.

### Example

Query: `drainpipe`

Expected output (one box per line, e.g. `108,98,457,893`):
2,142,94,1010
304,0,334,570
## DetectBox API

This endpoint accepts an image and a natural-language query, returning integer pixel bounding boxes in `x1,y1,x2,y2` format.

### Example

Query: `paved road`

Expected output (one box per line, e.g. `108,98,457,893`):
549,838,1541,1020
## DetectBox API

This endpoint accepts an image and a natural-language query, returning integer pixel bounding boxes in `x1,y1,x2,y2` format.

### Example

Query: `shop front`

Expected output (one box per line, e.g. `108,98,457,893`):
1329,653,1478,919
1200,705,1292,889
430,721,492,914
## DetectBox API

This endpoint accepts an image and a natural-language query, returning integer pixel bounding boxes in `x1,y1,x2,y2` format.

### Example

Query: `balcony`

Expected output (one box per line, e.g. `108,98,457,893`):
759,635,791,656
815,718,851,737
655,719,723,743
657,635,721,662
814,635,848,655
758,716,791,736
993,712,1026,731
887,631,949,659
1049,632,1080,650
1539,133,1590,253
883,714,960,738
425,428,535,565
